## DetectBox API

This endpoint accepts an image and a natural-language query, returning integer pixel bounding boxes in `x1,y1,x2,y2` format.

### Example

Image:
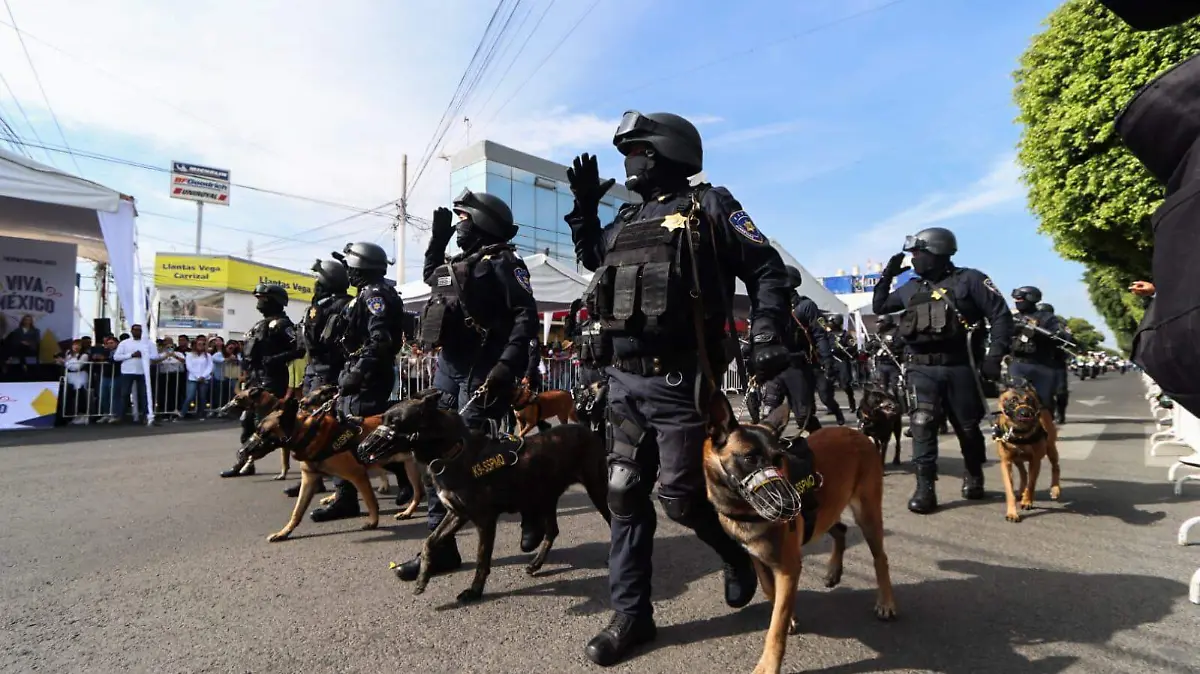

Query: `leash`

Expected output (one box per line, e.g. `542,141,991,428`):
459,383,488,415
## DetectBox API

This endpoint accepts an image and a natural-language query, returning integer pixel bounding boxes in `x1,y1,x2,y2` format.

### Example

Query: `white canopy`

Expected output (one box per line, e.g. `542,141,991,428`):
742,242,849,315
399,253,589,311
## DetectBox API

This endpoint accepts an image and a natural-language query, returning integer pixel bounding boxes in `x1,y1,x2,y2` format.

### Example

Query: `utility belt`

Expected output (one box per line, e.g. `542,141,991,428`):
905,351,969,367
611,352,698,377
1011,356,1055,367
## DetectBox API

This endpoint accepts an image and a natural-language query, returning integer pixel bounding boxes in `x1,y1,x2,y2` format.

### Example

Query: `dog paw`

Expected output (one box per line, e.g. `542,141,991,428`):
361,520,379,531
787,616,800,635
457,587,483,603
319,495,336,506
1005,510,1023,523
874,602,897,621
1049,485,1061,501
394,511,414,521
824,567,843,588
375,485,391,495
525,561,544,576
1020,499,1034,511
272,473,287,481
413,582,428,596
267,532,290,543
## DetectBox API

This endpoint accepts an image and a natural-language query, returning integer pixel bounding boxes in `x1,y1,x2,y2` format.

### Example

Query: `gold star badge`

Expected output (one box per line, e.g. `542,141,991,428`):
661,213,688,232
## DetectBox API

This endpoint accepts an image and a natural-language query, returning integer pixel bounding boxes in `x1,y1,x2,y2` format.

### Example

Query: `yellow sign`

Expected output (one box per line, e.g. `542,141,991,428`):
154,254,315,301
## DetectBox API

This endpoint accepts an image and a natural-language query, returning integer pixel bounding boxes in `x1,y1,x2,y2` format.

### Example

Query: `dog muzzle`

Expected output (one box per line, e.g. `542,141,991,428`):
1008,404,1037,423
356,425,417,465
734,467,803,523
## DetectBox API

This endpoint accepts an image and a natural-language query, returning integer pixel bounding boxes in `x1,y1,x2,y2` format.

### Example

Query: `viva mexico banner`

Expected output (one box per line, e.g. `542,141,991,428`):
0,236,77,362
154,254,315,301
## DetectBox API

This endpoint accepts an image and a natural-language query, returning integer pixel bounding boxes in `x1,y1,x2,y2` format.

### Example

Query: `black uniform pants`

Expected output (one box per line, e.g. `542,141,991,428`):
874,362,902,393
302,362,340,397
815,369,846,423
831,359,856,409
906,364,987,472
240,373,288,444
760,362,821,432
1008,361,1058,411
604,365,746,618
330,367,396,498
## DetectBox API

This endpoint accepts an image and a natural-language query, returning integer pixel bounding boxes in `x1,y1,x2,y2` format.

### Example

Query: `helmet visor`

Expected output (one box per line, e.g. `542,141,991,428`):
614,110,657,139
902,234,930,252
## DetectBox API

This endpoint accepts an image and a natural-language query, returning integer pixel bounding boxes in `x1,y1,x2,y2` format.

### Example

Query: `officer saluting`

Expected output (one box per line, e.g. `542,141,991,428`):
1037,302,1071,424
567,111,791,666
1010,287,1071,422
873,227,1013,514
308,242,408,522
760,266,834,434
392,190,540,582
280,259,354,497
221,283,302,477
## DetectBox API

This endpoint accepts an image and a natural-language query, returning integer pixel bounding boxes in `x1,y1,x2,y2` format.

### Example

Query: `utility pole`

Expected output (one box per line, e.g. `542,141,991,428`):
395,153,407,284
195,201,204,253
246,239,254,260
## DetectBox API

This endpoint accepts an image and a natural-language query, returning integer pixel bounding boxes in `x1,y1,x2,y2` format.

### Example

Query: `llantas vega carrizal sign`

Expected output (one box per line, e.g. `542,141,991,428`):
169,161,231,206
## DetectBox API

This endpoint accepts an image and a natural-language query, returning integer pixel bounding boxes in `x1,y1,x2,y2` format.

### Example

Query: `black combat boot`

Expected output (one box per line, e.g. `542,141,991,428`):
908,464,938,514
847,392,857,414
961,468,986,500
520,515,546,553
584,612,658,667
393,539,463,581
283,479,327,497
219,456,254,478
309,479,361,522
722,548,758,608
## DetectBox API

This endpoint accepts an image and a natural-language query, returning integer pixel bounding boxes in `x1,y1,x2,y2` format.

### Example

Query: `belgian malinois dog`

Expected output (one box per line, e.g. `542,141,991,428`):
219,386,289,480
703,395,897,674
511,387,578,437
994,384,1061,523
357,390,609,602
856,385,903,466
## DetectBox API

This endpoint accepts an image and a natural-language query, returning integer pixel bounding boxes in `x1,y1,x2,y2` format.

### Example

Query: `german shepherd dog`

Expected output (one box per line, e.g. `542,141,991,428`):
218,386,289,480
356,389,609,602
994,384,1061,523
511,387,577,437
856,386,903,466
239,387,424,542
703,395,897,674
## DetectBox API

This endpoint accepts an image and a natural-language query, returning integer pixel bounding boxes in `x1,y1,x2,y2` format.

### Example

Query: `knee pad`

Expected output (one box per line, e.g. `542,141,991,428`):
909,409,937,441
607,462,645,519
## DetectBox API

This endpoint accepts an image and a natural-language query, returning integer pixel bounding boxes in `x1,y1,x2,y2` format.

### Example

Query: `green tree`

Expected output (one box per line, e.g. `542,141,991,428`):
1013,0,1200,345
1064,316,1104,352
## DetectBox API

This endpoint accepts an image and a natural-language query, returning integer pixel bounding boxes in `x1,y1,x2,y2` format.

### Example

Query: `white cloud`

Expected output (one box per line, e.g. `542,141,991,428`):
708,119,807,148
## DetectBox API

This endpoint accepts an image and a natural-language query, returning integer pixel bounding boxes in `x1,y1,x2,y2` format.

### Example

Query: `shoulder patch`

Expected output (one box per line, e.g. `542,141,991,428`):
728,210,766,244
514,267,533,294
982,277,1002,296
366,296,386,316
284,326,296,341
269,319,279,329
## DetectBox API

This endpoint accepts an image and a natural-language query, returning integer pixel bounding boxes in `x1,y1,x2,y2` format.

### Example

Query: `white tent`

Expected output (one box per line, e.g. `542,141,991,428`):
0,147,149,418
747,242,848,315
398,253,589,311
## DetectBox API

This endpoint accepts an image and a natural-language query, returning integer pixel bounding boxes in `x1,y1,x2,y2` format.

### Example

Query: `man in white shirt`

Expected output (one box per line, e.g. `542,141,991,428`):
105,324,159,424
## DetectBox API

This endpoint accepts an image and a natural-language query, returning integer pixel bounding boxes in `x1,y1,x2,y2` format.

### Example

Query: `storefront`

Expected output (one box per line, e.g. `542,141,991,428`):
152,254,315,340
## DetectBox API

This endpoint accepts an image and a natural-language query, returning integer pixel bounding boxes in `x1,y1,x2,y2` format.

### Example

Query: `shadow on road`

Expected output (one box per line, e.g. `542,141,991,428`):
650,559,1183,674
0,417,238,448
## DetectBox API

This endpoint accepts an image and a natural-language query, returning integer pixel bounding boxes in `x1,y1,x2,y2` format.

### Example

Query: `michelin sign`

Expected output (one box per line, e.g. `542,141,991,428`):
170,160,230,205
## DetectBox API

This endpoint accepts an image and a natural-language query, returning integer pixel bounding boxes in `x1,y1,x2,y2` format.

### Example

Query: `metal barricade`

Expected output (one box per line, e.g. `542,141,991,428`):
542,357,578,392
723,361,742,394
57,361,150,423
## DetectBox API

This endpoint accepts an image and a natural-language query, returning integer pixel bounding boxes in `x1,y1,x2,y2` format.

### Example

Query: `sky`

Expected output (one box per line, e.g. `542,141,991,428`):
0,0,1113,343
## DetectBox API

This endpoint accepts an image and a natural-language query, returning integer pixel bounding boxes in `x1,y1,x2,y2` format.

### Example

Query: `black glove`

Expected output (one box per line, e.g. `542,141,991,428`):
750,337,790,380
821,360,836,377
566,153,615,216
883,252,910,278
485,362,514,392
430,207,454,251
340,368,364,394
980,355,1003,381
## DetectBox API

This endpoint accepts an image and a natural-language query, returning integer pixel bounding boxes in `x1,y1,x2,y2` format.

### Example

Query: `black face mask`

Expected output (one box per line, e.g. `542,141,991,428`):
256,298,281,315
348,268,374,288
1015,299,1037,314
624,154,655,195
912,253,950,279
456,219,484,255
314,280,329,299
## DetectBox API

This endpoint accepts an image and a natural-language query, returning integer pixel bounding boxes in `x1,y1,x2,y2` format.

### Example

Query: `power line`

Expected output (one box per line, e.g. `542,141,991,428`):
470,0,558,122
2,0,83,176
0,67,53,165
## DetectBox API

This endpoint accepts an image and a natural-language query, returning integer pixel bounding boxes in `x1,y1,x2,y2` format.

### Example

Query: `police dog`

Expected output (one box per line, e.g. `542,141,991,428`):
358,390,609,602
856,386,903,465
218,386,290,480
512,387,577,437
703,394,896,674
994,384,1061,523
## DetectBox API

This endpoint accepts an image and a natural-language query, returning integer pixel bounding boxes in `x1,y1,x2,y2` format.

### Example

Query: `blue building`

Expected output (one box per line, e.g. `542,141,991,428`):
448,141,634,269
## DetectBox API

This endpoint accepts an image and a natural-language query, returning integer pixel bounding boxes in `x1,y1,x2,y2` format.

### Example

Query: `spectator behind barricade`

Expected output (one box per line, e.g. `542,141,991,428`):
177,335,191,354
91,334,119,421
209,338,228,408
57,339,90,425
105,324,158,425
156,337,186,417
179,335,213,420
4,314,40,368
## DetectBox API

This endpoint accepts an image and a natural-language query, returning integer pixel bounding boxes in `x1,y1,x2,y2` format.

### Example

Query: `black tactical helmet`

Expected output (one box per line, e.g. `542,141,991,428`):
453,189,518,240
311,259,349,293
340,242,390,271
903,227,958,256
877,314,896,328
613,111,703,175
1011,286,1043,303
1036,302,1055,313
785,265,804,289
829,314,845,328
253,283,289,306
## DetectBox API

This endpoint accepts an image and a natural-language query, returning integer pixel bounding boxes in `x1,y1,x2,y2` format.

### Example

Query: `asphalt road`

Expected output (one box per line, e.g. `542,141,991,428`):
2,373,1198,674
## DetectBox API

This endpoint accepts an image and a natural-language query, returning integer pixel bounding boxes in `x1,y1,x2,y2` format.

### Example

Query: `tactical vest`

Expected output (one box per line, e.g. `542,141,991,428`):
789,313,815,362
1012,316,1040,356
877,333,900,363
242,319,267,361
584,191,717,345
418,244,512,349
898,279,965,351
342,286,407,355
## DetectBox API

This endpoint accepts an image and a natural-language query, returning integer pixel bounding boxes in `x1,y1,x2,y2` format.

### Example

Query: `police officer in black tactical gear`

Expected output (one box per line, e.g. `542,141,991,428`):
566,111,792,667
1037,302,1071,424
869,314,904,401
564,297,604,389
824,314,859,412
760,266,834,434
873,226,1013,514
393,189,540,583
281,259,354,498
220,283,301,478
308,241,409,522
1009,287,1071,416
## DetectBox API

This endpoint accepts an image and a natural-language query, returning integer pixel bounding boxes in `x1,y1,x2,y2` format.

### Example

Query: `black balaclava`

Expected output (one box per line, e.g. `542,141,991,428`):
348,268,381,289
911,251,952,280
455,215,502,257
257,297,283,316
313,280,330,300
624,152,690,200
1015,299,1037,314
